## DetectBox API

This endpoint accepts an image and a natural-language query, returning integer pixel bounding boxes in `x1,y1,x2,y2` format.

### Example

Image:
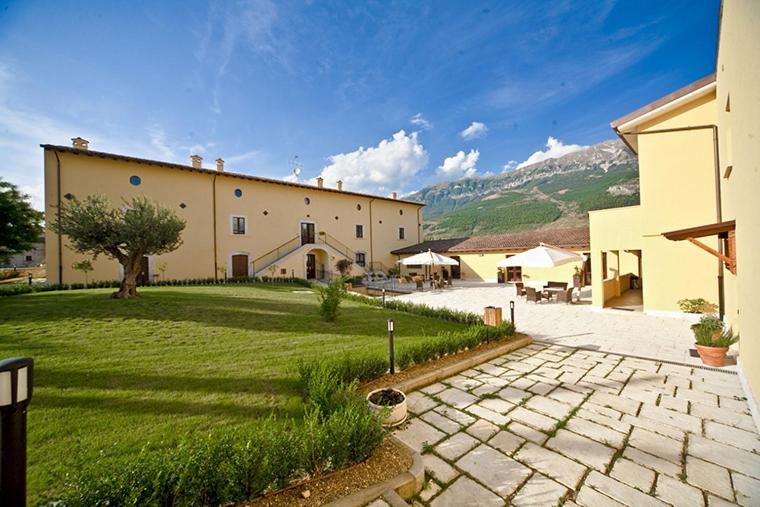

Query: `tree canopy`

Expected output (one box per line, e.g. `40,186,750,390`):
53,195,185,298
0,178,44,262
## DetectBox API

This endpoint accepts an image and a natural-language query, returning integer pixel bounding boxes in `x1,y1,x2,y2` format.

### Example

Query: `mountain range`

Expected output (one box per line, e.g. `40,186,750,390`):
408,139,640,238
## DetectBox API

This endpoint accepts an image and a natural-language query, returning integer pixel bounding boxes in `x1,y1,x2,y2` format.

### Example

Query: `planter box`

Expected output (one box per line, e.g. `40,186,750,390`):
367,388,407,427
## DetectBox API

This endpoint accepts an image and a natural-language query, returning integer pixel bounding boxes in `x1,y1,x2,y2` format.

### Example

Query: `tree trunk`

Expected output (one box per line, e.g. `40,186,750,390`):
113,257,142,299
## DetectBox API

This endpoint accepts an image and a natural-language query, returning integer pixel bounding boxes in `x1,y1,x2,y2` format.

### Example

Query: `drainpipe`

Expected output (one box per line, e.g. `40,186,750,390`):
54,150,63,285
617,124,724,318
368,198,375,269
417,207,422,243
212,174,218,281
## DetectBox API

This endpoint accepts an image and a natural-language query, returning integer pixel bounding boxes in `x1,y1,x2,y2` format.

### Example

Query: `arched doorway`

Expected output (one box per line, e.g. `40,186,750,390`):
305,248,329,280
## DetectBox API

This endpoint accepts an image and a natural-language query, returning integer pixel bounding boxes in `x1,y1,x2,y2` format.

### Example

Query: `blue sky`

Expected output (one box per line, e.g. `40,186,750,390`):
0,0,719,209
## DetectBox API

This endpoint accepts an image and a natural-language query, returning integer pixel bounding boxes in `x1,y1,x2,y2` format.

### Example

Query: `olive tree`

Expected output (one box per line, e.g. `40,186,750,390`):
53,195,185,299
0,178,43,263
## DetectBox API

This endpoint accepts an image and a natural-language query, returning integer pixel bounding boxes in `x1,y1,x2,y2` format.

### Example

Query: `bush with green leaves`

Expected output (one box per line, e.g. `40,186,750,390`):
346,292,482,325
61,368,383,506
317,276,349,321
677,297,715,314
299,354,389,395
691,315,725,344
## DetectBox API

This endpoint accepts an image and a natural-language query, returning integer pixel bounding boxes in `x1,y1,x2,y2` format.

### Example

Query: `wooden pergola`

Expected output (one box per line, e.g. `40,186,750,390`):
662,220,736,274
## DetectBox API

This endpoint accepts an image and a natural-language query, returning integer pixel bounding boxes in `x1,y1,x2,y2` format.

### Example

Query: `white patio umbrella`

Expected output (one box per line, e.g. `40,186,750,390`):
497,243,583,268
398,249,460,266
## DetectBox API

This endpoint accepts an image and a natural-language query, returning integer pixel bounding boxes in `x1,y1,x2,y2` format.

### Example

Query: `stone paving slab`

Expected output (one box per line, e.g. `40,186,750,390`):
393,342,759,506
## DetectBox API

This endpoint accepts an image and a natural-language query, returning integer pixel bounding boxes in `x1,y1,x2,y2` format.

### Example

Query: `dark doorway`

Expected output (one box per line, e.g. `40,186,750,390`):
231,254,248,277
450,256,461,279
584,254,592,285
506,266,522,282
306,253,317,279
301,223,316,245
136,256,150,285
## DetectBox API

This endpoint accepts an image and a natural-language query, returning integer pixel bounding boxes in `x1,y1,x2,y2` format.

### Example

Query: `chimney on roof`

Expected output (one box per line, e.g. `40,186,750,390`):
71,137,89,150
215,158,225,172
190,154,203,169
316,177,324,189
391,191,397,200
336,180,343,191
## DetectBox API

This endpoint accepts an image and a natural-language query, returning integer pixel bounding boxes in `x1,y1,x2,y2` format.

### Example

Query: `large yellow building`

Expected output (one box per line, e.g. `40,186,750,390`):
590,0,759,425
43,142,424,284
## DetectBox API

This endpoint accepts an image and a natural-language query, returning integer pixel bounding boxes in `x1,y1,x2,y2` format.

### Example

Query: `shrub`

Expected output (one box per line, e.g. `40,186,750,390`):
316,276,349,321
61,373,383,506
691,315,725,344
299,354,388,394
345,293,482,325
677,297,715,314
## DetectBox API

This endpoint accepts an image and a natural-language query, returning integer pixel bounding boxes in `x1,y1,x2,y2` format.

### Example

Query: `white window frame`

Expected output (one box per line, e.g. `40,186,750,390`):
299,220,317,244
231,215,248,236
355,224,364,239
398,226,405,240
355,251,367,267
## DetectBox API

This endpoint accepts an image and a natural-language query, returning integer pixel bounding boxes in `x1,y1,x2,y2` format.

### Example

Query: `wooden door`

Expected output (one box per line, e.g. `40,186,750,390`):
301,223,315,245
231,254,248,277
306,254,316,279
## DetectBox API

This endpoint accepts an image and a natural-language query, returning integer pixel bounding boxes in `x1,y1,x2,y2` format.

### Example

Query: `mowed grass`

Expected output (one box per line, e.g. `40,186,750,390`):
0,284,466,503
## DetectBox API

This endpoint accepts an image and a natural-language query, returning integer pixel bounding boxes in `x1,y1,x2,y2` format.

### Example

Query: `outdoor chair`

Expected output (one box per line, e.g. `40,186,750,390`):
556,287,574,304
526,286,544,303
514,282,526,297
414,278,424,291
547,281,568,290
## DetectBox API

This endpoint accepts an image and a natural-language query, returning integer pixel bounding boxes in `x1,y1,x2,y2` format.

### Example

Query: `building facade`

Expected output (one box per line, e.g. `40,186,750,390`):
590,0,760,426
43,142,424,284
0,240,45,268
393,227,590,285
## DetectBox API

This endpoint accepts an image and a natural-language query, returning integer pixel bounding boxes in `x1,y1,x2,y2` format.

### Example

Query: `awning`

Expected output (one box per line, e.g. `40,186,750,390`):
662,220,736,274
397,249,460,266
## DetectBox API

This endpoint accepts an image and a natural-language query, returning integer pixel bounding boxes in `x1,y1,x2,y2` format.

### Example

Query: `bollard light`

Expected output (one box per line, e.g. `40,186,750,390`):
0,357,34,507
509,300,515,325
387,319,395,374
382,288,386,307
27,273,32,286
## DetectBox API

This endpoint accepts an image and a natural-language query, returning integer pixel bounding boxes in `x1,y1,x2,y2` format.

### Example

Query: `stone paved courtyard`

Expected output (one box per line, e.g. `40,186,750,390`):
393,342,760,506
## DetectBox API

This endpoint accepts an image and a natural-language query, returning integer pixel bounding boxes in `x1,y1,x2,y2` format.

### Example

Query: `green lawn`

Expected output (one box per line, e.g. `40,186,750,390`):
0,284,466,503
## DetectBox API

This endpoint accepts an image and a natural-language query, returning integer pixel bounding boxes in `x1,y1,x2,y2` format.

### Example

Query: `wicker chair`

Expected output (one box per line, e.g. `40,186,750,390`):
556,287,574,304
526,286,544,303
547,281,568,290
514,282,526,297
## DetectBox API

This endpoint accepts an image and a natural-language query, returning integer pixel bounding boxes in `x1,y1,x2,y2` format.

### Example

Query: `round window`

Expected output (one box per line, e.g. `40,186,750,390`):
304,197,311,205
129,175,141,186
234,189,242,198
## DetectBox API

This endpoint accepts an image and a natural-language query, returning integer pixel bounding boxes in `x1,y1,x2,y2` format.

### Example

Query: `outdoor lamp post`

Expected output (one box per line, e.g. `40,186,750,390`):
0,357,34,507
387,319,395,374
382,288,386,307
509,300,515,325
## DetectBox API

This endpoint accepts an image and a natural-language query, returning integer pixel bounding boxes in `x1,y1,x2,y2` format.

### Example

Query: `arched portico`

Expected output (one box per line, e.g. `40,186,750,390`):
305,248,330,280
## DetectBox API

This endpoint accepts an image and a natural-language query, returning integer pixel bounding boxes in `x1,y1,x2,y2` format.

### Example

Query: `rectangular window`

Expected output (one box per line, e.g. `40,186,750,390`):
232,216,246,235
355,224,364,239
398,227,405,240
355,252,366,267
601,252,608,279
25,255,33,262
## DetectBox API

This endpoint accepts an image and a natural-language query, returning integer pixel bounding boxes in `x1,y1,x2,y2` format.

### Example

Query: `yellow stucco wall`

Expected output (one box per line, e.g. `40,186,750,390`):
44,150,423,283
715,0,760,418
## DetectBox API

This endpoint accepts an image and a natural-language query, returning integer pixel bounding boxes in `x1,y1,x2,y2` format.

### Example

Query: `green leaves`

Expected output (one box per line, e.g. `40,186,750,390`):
0,178,43,262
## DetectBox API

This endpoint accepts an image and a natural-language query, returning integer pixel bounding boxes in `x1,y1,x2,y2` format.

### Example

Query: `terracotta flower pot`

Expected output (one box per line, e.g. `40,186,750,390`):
695,343,729,367
367,388,407,427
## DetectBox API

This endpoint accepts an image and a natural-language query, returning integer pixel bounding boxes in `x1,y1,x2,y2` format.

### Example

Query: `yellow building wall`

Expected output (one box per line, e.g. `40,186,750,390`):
44,150,422,283
715,0,760,421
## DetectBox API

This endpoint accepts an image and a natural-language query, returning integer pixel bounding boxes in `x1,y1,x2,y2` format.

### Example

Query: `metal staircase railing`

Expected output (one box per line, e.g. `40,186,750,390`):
251,235,301,274
318,232,355,260
369,261,389,274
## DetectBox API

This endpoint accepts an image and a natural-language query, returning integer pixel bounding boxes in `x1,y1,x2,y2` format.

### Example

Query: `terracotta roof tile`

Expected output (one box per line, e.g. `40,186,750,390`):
391,237,468,255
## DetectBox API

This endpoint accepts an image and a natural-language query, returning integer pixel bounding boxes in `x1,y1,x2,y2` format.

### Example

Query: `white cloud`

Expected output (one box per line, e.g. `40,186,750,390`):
460,121,488,140
502,160,518,172
283,167,300,182
317,130,428,195
516,137,587,169
436,149,479,180
409,112,432,130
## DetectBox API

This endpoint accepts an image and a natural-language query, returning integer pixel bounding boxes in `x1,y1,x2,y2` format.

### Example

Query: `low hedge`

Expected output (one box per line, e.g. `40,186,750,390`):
0,277,312,297
61,369,383,506
345,292,483,325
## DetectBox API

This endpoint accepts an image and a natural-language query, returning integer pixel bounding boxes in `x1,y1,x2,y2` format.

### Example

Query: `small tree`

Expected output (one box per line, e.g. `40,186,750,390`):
72,259,94,286
317,276,349,321
336,259,353,277
156,262,168,281
0,178,43,263
53,195,185,299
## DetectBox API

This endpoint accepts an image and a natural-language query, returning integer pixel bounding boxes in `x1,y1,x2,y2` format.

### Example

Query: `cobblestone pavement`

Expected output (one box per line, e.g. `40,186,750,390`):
394,342,759,506
394,286,725,368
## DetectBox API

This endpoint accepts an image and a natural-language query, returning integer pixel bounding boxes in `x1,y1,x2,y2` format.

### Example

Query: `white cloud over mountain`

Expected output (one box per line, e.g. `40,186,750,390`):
317,130,428,195
517,137,587,169
437,149,479,180
460,121,488,140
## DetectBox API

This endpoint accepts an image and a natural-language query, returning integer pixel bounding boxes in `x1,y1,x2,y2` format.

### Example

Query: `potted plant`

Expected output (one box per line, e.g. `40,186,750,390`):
573,265,582,288
692,315,739,367
367,387,407,427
